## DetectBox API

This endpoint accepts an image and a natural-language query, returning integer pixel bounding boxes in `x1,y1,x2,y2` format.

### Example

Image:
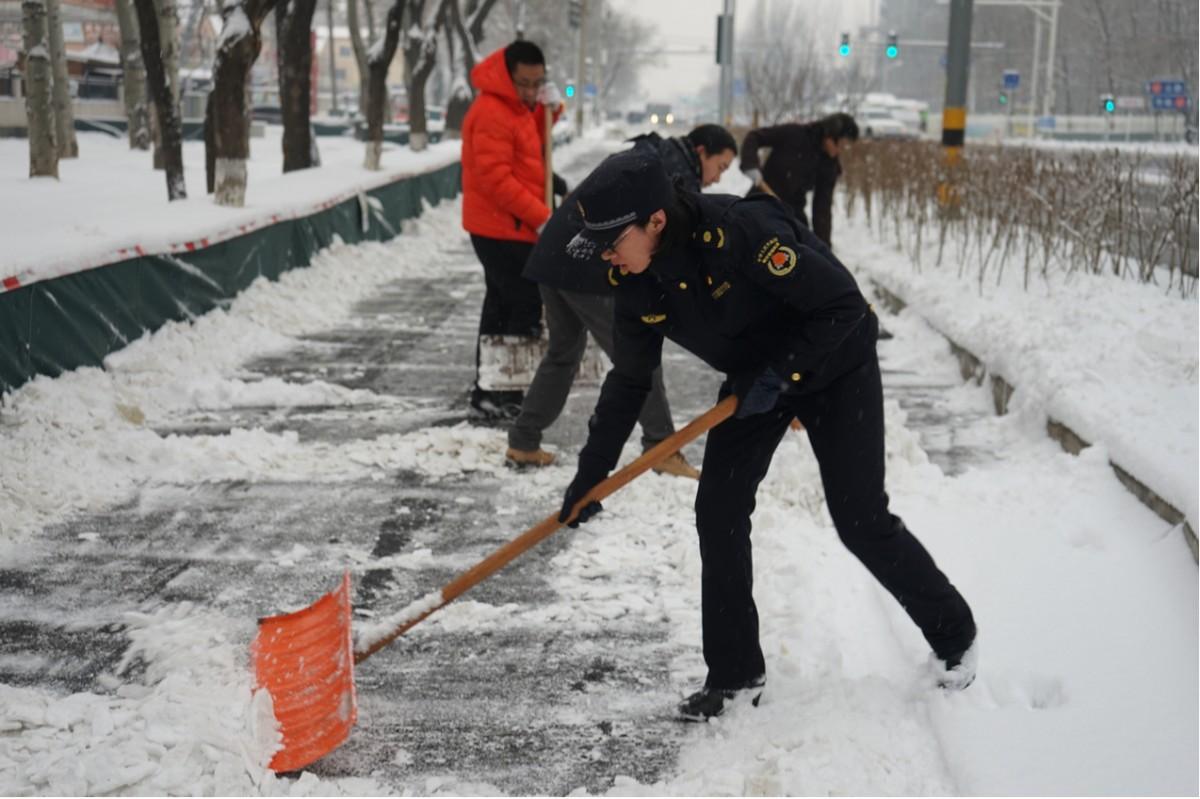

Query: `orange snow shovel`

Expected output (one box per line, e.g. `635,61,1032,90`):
252,395,737,773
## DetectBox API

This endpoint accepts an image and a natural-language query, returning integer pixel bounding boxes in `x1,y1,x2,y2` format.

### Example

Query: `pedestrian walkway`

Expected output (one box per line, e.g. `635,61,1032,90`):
0,143,993,792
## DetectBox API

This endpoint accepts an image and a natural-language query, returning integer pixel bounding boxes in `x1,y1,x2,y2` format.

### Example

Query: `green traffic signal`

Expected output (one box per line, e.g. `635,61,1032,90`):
886,45,898,59
999,91,1008,105
565,84,576,99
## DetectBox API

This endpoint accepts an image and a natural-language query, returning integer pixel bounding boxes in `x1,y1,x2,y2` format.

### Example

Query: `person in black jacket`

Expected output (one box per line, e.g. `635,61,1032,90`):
739,112,858,248
504,124,738,477
557,150,977,720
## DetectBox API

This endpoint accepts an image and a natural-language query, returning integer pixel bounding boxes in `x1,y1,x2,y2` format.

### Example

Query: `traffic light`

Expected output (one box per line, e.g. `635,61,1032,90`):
839,32,851,57
885,30,898,59
565,82,576,99
567,0,582,28
999,90,1009,106
1101,94,1115,113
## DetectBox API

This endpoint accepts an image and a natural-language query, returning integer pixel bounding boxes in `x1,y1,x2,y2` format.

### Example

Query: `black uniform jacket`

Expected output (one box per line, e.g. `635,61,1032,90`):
739,121,840,246
522,134,703,295
576,191,877,477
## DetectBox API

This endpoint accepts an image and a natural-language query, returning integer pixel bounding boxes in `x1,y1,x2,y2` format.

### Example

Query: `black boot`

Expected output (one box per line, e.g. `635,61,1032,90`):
937,638,978,691
677,678,765,722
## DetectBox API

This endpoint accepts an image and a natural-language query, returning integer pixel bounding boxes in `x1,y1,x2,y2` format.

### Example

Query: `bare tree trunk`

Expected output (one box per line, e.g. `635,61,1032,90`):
325,0,337,112
404,0,448,152
444,0,496,137
114,0,151,149
43,0,77,158
276,0,318,172
346,0,370,116
204,89,215,192
133,0,187,199
209,0,276,205
158,0,181,159
21,0,58,178
364,0,404,169
364,0,375,41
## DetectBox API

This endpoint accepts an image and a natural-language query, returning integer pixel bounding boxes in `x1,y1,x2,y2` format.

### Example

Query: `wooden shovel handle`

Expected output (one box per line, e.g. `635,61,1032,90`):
354,395,737,663
543,104,554,207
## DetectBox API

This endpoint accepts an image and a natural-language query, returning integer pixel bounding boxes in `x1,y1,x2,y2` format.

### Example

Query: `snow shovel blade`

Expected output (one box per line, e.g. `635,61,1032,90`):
252,395,739,773
252,572,356,773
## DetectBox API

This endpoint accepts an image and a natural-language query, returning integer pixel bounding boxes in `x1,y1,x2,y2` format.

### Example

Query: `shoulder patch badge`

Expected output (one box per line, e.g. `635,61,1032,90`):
640,313,667,324
756,236,798,277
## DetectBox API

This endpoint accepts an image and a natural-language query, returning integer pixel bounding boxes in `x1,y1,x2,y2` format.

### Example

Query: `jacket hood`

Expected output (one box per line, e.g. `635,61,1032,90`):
471,47,521,108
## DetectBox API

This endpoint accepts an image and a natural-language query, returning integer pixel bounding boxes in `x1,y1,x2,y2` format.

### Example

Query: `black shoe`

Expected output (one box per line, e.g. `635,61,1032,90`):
937,639,978,691
677,678,765,722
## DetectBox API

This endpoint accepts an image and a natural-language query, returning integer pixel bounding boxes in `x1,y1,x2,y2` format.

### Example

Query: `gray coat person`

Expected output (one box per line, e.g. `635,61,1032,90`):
504,125,738,475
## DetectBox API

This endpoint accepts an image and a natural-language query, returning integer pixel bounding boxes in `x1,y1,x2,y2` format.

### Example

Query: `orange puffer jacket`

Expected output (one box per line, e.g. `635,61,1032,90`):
461,47,557,242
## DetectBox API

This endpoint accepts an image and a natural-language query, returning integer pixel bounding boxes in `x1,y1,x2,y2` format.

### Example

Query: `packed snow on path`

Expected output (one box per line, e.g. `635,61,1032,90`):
2,147,1197,796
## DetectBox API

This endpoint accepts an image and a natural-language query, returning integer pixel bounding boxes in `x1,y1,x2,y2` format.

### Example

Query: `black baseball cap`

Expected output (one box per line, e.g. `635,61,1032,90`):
566,150,672,260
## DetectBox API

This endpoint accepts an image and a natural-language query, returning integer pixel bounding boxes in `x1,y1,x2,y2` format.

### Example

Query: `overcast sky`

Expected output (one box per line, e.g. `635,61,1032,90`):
606,0,876,109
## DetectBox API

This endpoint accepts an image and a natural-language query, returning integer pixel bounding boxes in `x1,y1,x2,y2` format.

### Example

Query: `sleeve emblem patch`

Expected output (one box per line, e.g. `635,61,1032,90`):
640,313,667,324
762,243,798,277
756,236,798,275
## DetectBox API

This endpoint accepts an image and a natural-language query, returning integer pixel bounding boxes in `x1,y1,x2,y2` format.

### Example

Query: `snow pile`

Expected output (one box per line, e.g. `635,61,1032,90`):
0,603,393,795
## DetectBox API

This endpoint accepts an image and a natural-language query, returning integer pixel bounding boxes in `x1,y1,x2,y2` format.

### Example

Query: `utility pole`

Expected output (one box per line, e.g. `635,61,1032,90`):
575,0,587,131
939,0,972,204
1041,0,1059,117
716,0,734,126
937,0,1060,135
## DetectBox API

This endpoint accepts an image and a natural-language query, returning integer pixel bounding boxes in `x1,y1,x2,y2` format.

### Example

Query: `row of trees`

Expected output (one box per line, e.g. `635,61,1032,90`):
737,0,876,126
21,0,655,207
19,0,505,205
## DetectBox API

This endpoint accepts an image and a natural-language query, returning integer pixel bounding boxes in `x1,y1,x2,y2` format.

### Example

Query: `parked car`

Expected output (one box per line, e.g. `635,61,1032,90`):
251,105,283,125
552,116,574,146
859,107,917,140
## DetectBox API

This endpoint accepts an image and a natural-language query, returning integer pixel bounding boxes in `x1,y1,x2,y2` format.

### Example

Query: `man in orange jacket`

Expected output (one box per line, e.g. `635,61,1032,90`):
461,40,563,420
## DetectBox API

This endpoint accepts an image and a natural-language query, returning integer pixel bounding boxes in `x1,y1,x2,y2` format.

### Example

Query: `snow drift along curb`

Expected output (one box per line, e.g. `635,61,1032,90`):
0,161,461,396
871,280,1198,563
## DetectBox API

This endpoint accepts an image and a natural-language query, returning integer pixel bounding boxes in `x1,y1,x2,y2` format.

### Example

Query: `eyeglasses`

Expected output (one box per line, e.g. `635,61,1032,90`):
601,224,636,257
513,77,547,90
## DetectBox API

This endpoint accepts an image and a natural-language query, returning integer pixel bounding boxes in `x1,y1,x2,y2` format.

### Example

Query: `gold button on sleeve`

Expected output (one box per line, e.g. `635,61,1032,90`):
791,372,802,382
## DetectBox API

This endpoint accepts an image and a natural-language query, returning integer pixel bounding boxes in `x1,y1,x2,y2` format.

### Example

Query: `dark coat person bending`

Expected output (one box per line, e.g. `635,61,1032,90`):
556,150,977,722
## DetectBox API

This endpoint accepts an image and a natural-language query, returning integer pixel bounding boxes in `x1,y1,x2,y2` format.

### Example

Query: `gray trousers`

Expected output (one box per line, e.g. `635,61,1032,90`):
508,285,676,451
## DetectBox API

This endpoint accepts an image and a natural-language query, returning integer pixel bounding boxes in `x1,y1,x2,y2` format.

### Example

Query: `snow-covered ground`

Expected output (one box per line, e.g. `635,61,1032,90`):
1,129,1196,795
835,192,1199,537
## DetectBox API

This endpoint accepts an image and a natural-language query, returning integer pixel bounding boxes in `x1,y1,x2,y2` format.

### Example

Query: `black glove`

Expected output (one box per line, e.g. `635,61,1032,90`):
731,366,787,419
559,464,606,528
552,172,569,198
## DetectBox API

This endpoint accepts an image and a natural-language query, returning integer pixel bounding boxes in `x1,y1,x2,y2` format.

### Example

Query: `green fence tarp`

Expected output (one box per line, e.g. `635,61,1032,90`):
0,162,461,396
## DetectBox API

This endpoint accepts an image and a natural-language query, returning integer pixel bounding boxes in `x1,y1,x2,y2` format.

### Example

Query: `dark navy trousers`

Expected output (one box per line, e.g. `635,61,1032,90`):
694,355,976,689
